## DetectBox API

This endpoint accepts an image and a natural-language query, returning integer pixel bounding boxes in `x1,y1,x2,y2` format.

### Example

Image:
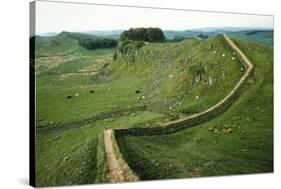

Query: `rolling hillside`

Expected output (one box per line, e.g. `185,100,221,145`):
116,38,273,180
102,35,243,115
34,31,117,57
34,31,273,186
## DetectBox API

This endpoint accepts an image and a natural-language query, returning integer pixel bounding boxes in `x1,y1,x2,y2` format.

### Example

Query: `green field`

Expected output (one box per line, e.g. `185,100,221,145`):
35,31,273,187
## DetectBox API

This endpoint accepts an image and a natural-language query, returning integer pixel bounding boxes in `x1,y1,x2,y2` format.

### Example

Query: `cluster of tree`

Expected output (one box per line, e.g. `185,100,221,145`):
79,38,118,50
120,27,165,42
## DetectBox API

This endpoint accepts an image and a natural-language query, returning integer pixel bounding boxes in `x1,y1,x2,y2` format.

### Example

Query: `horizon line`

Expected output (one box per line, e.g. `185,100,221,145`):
36,26,274,35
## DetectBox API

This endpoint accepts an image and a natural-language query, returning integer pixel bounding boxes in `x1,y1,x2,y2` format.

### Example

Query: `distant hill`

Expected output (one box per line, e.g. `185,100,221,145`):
227,30,273,46
34,28,273,58
164,28,273,46
33,31,117,57
84,30,124,40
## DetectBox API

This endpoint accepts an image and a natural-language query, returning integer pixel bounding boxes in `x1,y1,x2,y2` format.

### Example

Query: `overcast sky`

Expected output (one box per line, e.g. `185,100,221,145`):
35,0,273,34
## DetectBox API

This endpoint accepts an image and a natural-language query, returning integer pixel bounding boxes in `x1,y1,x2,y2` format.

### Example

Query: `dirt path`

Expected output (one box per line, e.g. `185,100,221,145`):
104,129,139,183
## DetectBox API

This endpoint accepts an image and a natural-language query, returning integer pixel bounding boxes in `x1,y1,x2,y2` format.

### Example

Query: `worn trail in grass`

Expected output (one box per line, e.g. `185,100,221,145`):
104,129,139,182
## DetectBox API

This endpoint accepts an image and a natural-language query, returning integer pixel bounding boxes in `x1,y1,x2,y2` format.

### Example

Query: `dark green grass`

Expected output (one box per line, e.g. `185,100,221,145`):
116,39,273,180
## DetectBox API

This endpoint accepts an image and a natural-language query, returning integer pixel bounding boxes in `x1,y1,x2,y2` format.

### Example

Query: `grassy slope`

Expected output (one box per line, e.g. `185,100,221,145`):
36,36,243,126
106,36,243,115
35,33,159,127
35,31,103,57
35,34,79,57
116,39,273,180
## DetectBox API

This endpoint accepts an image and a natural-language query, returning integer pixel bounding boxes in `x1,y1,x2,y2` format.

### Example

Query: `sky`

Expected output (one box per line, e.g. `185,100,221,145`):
35,0,274,34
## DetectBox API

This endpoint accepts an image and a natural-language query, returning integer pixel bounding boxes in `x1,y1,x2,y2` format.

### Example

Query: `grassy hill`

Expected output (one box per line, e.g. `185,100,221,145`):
116,39,273,180
34,32,84,57
105,36,243,115
35,35,243,127
34,31,116,57
34,32,273,186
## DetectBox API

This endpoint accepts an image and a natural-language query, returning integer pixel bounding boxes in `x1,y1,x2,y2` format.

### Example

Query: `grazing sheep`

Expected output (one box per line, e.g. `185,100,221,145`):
207,44,213,50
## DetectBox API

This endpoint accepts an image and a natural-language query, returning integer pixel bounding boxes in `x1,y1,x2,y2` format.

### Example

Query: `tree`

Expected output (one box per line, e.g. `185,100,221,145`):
119,27,165,42
78,38,117,50
144,28,165,42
